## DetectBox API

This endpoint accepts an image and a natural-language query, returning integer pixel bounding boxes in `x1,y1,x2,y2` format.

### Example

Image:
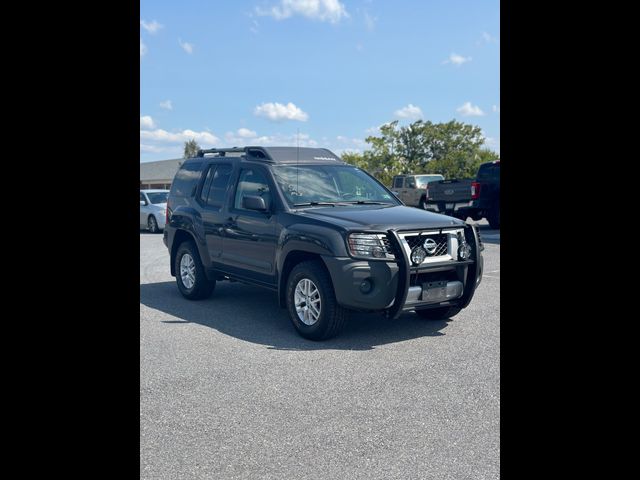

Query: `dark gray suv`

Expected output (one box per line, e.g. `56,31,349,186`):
163,146,483,340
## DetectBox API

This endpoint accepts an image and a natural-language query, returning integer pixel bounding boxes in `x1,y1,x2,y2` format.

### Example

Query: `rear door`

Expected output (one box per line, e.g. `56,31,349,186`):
197,162,234,266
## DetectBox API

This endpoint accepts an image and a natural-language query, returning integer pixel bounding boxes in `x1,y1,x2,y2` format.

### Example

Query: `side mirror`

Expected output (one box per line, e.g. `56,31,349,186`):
408,182,416,188
243,195,268,211
140,201,146,206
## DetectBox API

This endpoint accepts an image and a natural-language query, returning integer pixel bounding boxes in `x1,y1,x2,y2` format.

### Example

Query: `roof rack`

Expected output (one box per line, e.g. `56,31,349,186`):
196,146,274,160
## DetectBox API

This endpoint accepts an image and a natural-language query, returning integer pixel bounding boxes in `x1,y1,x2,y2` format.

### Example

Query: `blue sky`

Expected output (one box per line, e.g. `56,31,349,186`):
140,0,499,162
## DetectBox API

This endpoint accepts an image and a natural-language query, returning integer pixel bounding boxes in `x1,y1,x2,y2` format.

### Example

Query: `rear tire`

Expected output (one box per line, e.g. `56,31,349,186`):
415,306,461,320
286,260,348,340
174,241,215,300
148,215,159,233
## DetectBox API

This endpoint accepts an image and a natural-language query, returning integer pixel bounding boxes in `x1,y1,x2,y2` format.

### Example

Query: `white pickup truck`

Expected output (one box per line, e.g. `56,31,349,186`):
390,174,444,209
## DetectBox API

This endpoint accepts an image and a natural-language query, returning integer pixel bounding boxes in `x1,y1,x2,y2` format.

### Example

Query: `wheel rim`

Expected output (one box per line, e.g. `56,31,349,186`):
149,217,157,231
180,253,196,289
294,278,321,325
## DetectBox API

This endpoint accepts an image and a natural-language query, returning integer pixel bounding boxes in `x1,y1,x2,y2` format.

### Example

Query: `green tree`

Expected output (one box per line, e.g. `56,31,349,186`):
357,119,494,182
183,138,200,159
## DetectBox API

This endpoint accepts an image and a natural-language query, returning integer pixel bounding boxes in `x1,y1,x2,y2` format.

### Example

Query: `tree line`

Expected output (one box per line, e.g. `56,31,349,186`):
183,119,499,186
341,120,500,185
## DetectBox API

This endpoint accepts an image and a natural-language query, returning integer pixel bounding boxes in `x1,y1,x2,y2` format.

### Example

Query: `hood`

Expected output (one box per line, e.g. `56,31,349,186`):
150,202,167,209
297,205,465,231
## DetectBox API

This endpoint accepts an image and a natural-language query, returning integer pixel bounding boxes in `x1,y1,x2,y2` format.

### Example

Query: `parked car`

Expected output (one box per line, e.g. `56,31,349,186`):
163,147,483,340
458,161,500,229
390,174,444,209
140,189,169,233
420,178,474,218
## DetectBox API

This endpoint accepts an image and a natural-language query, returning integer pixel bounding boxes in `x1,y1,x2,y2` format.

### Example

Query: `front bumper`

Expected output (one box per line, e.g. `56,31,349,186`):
322,226,483,317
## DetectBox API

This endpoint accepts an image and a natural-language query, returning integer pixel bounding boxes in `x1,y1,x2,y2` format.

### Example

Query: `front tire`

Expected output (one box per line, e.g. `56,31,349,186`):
415,306,461,320
148,215,159,233
419,196,428,210
174,241,215,300
286,261,348,340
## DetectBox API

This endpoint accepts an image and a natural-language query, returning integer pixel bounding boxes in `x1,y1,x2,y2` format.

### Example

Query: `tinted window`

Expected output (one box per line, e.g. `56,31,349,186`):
199,166,215,203
140,193,146,203
393,177,404,188
207,164,233,207
234,168,272,210
170,161,203,197
146,192,168,204
477,163,500,181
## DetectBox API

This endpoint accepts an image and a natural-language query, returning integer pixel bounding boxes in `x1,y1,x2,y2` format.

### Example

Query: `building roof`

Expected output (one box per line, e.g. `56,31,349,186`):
140,159,183,182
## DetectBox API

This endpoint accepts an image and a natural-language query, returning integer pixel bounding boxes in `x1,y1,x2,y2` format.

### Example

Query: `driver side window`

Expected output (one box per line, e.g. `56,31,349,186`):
234,168,272,211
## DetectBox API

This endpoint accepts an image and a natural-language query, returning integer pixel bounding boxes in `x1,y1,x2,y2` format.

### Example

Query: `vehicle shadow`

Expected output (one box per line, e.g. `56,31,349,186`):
140,281,451,351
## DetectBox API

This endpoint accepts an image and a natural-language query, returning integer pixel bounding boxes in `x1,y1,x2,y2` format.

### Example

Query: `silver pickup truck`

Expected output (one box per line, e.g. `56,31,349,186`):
391,174,444,209
391,174,473,218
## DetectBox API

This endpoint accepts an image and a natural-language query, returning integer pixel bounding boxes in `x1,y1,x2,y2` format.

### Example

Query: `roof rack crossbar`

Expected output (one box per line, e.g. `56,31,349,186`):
197,147,247,157
196,146,274,161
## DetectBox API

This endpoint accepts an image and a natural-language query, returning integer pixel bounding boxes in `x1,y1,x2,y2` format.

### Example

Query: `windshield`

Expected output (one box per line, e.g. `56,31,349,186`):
146,192,168,204
415,175,444,187
272,165,399,207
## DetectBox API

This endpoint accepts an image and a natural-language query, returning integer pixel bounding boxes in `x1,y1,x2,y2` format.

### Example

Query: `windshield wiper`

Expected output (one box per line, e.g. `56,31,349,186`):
342,201,392,205
292,201,338,207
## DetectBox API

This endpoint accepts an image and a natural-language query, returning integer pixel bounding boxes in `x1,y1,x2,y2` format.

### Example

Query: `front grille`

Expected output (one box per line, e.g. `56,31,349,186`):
404,233,448,257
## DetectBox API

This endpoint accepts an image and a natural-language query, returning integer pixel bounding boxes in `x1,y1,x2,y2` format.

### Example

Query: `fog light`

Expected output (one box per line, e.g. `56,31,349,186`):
458,242,472,260
359,279,373,294
411,247,427,265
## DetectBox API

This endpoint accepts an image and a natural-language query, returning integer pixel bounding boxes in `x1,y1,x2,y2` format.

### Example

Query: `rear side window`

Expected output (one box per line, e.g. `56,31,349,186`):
477,163,500,181
393,177,404,188
170,161,203,197
205,164,233,208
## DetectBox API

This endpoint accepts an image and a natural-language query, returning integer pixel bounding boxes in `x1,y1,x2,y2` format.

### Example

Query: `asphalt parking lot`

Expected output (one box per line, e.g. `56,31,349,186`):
140,221,500,479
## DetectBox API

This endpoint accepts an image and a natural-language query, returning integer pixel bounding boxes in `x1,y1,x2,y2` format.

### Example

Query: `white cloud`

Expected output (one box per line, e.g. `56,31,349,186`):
140,38,147,58
457,102,485,117
394,104,423,120
140,143,173,154
254,102,309,122
480,31,497,44
178,39,194,54
140,115,155,129
159,100,173,111
237,128,257,138
444,53,471,66
364,11,376,31
256,0,349,24
250,19,259,34
140,128,219,146
140,20,163,34
492,104,500,113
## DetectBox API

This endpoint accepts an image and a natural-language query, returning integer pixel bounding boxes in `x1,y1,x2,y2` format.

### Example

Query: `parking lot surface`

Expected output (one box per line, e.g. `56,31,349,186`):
140,222,500,479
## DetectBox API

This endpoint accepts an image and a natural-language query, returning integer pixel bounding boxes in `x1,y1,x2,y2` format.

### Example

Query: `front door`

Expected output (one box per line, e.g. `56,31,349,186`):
220,166,278,286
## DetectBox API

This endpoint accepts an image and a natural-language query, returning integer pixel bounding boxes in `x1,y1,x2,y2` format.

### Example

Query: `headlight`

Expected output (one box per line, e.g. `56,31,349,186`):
347,233,395,260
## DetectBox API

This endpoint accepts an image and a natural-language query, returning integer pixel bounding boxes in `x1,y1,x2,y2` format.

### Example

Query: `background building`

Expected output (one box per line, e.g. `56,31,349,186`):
140,159,182,189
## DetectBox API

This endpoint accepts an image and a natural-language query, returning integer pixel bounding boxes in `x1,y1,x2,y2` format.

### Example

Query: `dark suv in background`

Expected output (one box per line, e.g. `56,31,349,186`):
163,146,483,340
